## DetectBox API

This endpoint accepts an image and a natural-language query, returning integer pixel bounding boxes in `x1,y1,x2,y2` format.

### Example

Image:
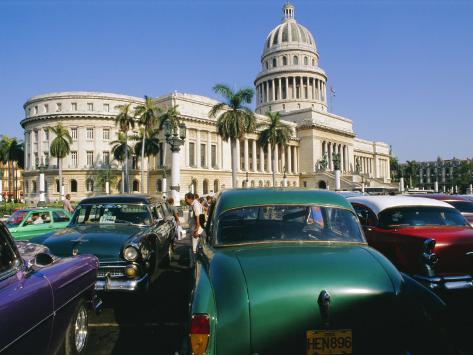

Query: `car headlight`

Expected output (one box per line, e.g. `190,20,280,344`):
123,246,139,261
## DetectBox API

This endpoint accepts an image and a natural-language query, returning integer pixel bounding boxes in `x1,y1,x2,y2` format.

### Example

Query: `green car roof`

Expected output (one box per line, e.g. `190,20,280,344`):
215,188,353,216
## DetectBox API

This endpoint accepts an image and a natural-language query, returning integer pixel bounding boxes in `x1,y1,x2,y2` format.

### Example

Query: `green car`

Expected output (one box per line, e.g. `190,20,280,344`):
5,208,72,240
189,189,454,355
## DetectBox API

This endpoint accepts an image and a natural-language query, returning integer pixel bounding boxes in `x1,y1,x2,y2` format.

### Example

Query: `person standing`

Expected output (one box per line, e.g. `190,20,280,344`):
63,194,74,213
185,192,204,256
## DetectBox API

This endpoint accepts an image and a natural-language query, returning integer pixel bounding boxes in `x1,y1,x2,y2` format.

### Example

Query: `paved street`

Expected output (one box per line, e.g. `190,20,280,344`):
86,237,193,355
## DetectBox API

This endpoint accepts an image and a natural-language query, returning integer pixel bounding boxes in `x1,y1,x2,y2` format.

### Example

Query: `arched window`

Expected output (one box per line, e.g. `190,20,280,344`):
251,180,255,187
86,179,94,192
56,179,60,193
282,56,287,65
312,58,315,66
303,181,307,188
203,179,209,195
293,56,298,65
259,180,263,187
191,179,198,194
157,179,162,192
32,180,37,193
280,181,284,187
318,181,327,189
214,179,219,193
70,179,77,193
293,181,297,187
242,180,247,188
132,180,139,192
265,181,271,187
25,181,29,193
304,56,308,65
265,61,269,70
272,58,277,67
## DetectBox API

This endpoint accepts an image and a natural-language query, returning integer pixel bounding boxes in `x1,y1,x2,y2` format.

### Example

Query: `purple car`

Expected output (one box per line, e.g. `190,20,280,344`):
0,222,101,355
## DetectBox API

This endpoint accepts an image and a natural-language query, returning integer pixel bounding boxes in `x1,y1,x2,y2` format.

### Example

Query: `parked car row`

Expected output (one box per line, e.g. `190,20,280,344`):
2,190,472,354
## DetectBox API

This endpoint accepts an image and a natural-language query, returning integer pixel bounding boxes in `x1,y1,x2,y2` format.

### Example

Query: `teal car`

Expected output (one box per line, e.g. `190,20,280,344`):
189,189,455,355
5,208,72,240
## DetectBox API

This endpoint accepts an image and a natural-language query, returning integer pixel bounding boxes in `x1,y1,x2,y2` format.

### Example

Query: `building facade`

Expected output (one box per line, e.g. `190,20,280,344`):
20,3,392,204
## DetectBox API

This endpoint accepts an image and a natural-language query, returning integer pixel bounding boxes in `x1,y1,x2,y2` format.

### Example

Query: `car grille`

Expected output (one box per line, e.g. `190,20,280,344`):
97,267,125,278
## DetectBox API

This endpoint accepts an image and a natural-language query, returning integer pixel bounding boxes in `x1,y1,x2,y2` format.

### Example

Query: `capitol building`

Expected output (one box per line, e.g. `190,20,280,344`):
21,3,392,204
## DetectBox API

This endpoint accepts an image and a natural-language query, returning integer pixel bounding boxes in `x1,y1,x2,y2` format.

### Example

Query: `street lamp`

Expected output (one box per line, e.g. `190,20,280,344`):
36,156,49,206
332,153,341,191
245,171,249,187
164,120,186,205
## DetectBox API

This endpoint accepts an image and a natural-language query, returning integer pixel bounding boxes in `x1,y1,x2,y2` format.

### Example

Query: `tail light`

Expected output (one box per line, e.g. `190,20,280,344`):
190,314,210,354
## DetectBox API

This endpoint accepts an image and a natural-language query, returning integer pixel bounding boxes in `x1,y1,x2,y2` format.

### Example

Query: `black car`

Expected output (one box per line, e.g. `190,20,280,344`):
31,195,176,293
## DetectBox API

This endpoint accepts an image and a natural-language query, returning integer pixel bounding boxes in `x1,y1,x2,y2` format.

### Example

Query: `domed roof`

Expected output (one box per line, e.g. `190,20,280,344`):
263,3,317,55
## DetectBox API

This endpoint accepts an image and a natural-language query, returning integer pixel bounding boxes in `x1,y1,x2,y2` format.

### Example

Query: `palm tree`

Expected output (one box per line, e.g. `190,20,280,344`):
159,105,181,131
257,111,292,187
0,136,11,200
134,96,159,193
115,103,135,193
50,124,72,200
8,139,24,201
133,128,160,193
209,84,256,188
111,132,133,193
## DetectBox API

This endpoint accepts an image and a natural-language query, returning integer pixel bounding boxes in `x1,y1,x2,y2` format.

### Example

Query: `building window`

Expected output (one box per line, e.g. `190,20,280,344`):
240,140,245,170
312,58,315,66
265,61,269,70
71,128,78,140
34,152,38,167
133,180,139,192
259,180,263,187
248,140,253,170
44,104,49,113
103,151,110,166
132,156,137,170
214,180,219,193
71,102,77,111
43,152,49,165
56,103,62,112
25,181,29,194
158,143,164,166
34,106,38,114
293,56,298,65
283,56,287,65
157,179,162,192
70,179,77,193
103,103,110,112
56,179,60,193
32,180,37,193
200,143,206,167
304,56,308,65
34,131,38,143
86,151,94,167
103,128,110,140
44,128,49,141
86,128,94,140
86,179,94,192
203,179,209,195
211,144,217,168
189,142,195,167
272,58,277,67
303,181,307,187
87,103,94,111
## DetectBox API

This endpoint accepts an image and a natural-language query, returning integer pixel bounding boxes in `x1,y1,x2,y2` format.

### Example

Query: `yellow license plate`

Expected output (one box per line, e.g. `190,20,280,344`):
306,329,352,355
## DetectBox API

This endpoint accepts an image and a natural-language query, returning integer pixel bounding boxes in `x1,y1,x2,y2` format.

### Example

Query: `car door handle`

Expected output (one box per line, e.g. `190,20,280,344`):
365,227,373,232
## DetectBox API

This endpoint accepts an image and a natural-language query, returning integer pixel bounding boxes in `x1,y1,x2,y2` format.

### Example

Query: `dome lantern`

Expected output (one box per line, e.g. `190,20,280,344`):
283,2,295,21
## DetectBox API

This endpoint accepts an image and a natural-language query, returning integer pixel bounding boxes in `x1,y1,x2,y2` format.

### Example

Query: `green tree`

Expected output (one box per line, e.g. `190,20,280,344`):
7,139,24,201
111,132,133,193
115,103,135,193
134,96,159,193
159,105,181,131
50,124,72,200
404,160,418,188
209,84,256,188
94,166,119,193
257,111,291,187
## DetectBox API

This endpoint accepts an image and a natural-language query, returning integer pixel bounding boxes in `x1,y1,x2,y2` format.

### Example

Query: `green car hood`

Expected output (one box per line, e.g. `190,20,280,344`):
41,224,144,261
218,243,402,354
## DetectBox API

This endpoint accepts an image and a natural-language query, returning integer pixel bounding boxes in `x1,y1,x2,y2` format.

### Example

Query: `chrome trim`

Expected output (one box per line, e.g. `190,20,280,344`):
414,274,473,290
95,273,149,292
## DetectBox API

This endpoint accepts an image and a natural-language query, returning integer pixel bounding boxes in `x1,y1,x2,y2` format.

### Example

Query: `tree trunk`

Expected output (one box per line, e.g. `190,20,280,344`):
272,146,276,187
124,133,129,193
59,157,64,200
231,139,238,188
141,133,145,193
8,161,12,201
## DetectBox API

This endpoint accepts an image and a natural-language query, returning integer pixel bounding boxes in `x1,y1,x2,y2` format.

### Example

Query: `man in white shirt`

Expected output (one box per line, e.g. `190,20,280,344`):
185,192,204,255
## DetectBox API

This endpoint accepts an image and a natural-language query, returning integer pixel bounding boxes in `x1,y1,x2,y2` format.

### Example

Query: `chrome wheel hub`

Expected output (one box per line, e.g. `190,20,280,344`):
74,305,88,352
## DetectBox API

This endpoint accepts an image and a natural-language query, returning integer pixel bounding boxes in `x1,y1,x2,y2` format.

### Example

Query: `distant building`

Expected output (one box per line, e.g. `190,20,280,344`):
20,3,392,204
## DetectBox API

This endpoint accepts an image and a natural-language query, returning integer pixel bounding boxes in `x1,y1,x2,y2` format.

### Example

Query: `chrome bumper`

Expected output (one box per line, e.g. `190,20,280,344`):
414,274,473,290
95,274,149,292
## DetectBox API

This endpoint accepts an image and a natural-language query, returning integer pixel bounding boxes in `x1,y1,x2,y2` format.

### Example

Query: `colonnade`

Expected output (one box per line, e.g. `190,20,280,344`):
321,141,349,172
256,76,326,104
354,155,375,177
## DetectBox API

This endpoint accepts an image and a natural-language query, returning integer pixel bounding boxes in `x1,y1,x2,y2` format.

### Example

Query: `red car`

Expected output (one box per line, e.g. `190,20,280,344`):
348,195,473,292
411,194,473,226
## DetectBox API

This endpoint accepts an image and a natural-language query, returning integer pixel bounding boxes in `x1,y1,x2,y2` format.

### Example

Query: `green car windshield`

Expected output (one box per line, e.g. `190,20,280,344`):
71,203,152,226
5,210,28,227
216,205,364,244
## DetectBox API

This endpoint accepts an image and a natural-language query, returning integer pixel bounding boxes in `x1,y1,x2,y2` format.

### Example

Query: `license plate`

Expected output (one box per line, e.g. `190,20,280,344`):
306,329,352,355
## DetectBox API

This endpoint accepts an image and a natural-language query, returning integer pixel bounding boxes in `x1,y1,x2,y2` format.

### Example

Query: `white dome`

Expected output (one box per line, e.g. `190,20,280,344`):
263,3,317,56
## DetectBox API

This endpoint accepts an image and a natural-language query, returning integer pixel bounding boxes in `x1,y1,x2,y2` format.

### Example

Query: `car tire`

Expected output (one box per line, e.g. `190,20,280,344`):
58,299,89,355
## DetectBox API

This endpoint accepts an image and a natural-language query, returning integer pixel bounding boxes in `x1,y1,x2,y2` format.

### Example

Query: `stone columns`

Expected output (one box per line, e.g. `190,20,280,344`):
236,138,240,172
278,78,282,101
328,143,332,171
274,144,279,173
217,135,222,169
244,138,249,171
288,146,292,173
196,130,201,168
267,143,272,173
340,145,344,173
285,77,289,100
207,131,211,169
281,145,286,173
252,140,257,172
292,77,296,99
260,145,265,172
271,80,275,102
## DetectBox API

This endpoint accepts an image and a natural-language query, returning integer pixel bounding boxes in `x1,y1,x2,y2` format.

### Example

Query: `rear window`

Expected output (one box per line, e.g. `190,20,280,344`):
53,210,71,223
216,205,364,245
448,201,473,214
379,206,468,228
5,210,27,227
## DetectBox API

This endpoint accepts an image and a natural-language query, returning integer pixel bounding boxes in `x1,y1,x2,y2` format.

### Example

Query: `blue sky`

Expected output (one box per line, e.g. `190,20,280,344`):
1,0,472,162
